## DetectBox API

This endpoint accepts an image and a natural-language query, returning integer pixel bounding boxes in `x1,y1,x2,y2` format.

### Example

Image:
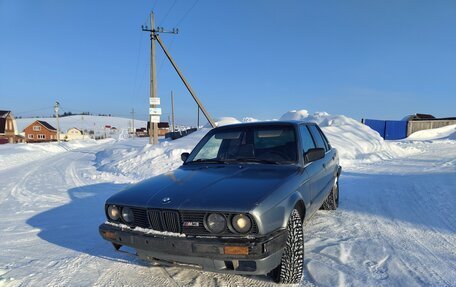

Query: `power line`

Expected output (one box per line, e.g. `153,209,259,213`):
176,0,200,26
159,0,178,26
131,32,148,100
151,0,159,12
14,106,53,116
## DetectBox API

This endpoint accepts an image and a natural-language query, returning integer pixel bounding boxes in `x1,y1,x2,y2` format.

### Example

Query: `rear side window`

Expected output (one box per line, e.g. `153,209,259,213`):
299,125,316,153
317,126,331,150
308,125,328,151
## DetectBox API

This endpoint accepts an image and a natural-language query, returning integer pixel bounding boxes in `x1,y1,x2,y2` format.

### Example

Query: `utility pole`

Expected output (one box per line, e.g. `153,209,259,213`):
54,101,61,143
197,106,200,129
131,108,135,138
171,91,175,132
142,10,215,143
142,12,174,144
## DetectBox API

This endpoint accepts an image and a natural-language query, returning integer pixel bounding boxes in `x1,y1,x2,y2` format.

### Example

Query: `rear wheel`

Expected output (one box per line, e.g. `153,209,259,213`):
269,209,304,284
322,177,339,210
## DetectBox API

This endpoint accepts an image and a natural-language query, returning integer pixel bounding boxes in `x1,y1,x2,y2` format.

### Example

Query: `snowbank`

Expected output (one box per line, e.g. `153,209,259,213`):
204,117,240,128
94,111,419,181
280,109,310,120
94,130,209,182
407,124,456,141
281,110,418,167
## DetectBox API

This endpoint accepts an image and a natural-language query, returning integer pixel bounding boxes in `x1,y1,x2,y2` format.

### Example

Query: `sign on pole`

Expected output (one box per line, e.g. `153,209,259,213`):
150,115,160,123
149,108,162,115
149,98,161,105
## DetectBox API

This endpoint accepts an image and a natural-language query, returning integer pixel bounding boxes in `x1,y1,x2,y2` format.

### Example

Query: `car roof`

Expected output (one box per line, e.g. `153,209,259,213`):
214,120,317,130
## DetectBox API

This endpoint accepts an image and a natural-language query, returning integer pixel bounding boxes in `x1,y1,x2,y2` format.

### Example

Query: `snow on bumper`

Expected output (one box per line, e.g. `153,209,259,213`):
99,222,287,275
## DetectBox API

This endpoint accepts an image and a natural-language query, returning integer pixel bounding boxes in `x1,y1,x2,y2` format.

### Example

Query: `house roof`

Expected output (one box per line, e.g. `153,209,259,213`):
38,120,57,131
27,120,57,131
68,127,82,132
0,110,10,118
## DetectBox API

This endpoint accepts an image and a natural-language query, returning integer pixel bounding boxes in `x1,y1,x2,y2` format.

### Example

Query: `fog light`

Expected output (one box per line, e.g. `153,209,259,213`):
224,246,249,255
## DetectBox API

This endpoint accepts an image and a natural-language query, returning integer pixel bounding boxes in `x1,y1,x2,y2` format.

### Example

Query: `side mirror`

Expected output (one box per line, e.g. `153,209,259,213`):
181,152,190,162
305,148,325,163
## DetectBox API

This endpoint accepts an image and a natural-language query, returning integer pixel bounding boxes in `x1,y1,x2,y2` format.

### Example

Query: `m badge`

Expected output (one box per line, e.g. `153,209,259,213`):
183,222,200,227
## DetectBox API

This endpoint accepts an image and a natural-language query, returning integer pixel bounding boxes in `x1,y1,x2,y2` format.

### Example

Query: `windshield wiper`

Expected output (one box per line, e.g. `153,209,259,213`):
234,158,282,165
186,158,229,164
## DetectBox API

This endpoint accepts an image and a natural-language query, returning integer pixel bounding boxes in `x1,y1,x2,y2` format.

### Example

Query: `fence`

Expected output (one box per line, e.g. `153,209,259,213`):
363,119,408,140
407,119,456,136
165,128,198,140
363,118,456,139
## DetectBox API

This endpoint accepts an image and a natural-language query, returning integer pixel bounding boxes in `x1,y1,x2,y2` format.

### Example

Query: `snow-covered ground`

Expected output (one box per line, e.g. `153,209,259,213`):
0,111,455,286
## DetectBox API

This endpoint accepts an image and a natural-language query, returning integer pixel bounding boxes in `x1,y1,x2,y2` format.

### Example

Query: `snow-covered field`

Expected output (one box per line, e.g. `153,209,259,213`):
0,111,455,286
15,115,148,136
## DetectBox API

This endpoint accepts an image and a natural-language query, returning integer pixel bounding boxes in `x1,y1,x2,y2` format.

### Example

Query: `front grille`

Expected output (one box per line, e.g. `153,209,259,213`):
148,209,180,233
148,210,161,230
181,211,207,235
162,210,181,233
131,208,149,228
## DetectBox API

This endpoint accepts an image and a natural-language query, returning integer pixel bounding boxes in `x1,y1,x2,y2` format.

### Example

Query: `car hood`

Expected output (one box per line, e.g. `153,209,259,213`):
106,164,300,212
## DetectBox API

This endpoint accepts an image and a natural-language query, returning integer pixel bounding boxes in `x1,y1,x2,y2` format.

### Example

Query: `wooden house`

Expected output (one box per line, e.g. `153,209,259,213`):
24,120,58,143
0,110,24,144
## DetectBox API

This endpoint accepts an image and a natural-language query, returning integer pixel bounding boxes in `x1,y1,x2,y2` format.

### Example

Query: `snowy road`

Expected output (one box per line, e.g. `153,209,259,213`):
0,139,455,286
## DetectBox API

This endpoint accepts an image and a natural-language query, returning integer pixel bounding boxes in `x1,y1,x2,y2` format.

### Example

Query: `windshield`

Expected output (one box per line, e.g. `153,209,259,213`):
186,125,298,165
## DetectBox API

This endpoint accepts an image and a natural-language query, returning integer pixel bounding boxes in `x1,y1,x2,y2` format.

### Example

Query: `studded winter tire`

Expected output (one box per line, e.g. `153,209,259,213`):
269,209,304,284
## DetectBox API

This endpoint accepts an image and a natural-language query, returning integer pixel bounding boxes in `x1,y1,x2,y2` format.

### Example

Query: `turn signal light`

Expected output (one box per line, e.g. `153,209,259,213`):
101,230,116,240
224,246,249,255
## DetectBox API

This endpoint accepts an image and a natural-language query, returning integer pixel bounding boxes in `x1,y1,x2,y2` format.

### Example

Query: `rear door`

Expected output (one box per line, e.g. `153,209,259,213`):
308,124,333,205
297,125,317,212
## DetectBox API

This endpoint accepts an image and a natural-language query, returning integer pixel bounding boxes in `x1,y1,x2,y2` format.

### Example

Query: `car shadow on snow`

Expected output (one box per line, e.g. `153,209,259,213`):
26,182,149,264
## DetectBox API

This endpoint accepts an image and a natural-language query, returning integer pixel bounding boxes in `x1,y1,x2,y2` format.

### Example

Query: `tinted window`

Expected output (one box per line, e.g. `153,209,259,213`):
308,125,327,151
299,125,316,153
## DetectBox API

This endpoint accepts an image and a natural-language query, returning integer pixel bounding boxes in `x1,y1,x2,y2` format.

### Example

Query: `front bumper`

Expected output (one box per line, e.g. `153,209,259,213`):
99,223,287,275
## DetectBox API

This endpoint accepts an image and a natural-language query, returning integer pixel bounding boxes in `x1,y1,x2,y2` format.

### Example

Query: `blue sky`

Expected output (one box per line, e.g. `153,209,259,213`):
1,0,455,126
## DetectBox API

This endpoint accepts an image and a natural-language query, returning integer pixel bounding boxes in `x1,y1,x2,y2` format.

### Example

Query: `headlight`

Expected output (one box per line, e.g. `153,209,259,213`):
121,207,134,223
205,213,226,233
232,214,252,233
107,205,120,221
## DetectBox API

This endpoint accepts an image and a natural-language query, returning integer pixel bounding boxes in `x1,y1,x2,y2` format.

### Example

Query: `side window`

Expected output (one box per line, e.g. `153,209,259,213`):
308,125,327,151
316,126,331,150
299,125,316,153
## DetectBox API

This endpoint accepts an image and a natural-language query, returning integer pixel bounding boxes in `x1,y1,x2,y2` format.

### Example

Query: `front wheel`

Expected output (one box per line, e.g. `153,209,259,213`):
269,209,304,284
